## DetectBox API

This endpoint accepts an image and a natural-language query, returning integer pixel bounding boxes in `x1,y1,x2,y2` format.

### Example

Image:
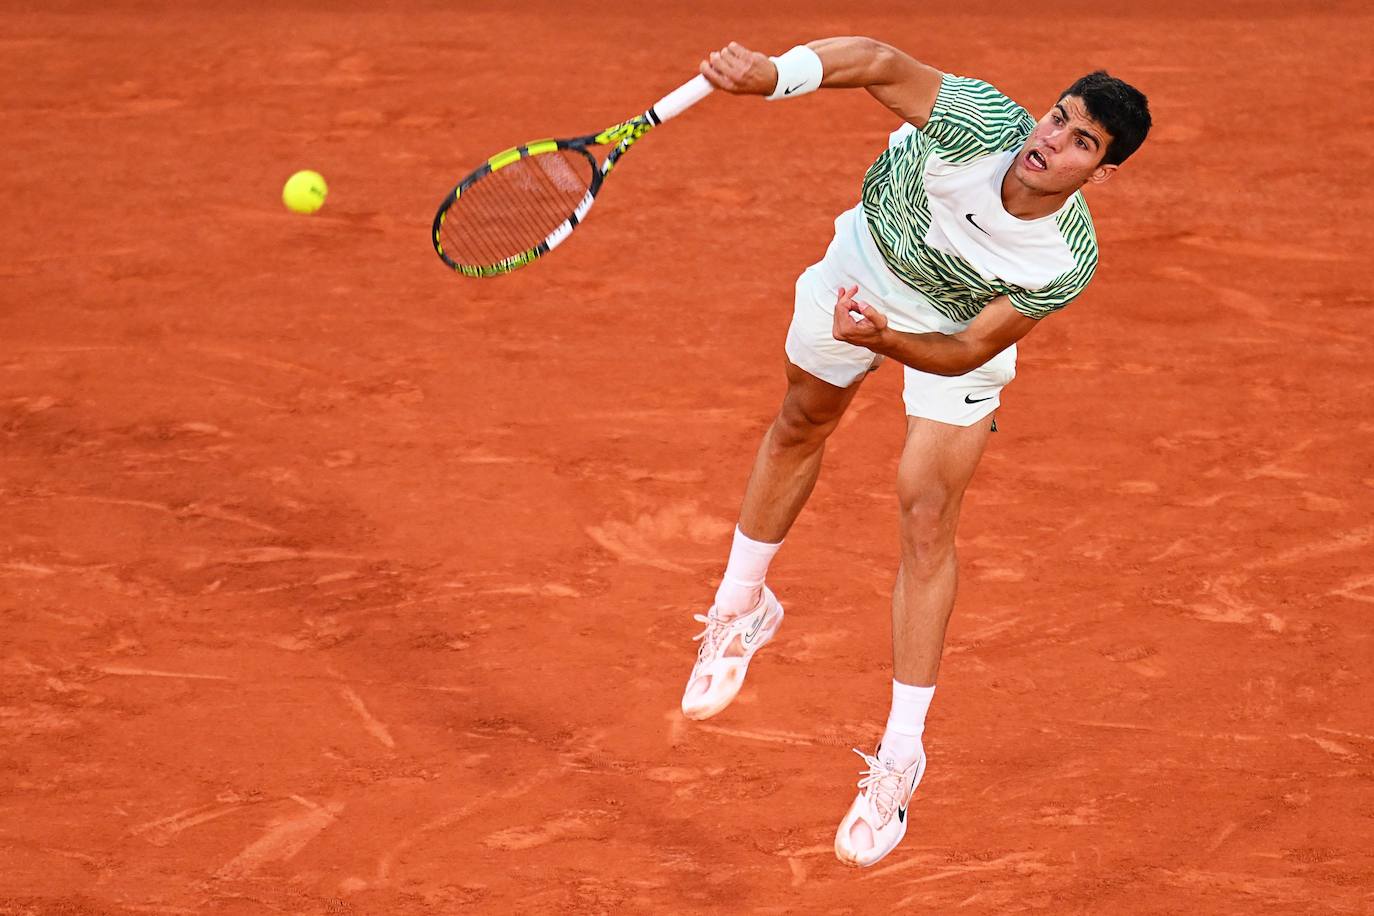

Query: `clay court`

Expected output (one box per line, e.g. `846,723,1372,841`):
3,1,1371,912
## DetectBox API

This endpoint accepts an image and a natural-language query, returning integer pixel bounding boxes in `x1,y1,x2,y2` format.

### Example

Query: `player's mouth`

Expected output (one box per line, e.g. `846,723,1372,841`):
1024,148,1048,172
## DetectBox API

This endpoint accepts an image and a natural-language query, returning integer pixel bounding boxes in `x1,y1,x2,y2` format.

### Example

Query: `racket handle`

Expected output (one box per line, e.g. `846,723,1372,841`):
648,74,714,124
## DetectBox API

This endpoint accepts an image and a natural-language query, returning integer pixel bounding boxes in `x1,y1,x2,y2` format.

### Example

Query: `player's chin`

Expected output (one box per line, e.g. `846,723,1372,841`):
1018,164,1077,195
1011,157,1049,187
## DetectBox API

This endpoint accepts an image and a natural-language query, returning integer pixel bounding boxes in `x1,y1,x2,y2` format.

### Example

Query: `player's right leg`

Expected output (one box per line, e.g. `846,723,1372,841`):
680,359,862,720
681,257,880,721
734,358,865,547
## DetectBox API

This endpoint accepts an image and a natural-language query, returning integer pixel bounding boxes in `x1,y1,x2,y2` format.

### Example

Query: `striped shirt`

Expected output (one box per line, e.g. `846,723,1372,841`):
861,75,1099,322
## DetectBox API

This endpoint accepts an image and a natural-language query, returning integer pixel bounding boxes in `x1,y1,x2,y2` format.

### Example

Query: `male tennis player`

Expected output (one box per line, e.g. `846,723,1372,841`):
680,38,1150,867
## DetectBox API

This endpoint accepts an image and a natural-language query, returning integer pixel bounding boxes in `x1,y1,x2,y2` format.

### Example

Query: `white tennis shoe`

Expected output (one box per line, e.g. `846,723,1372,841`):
679,587,784,721
834,744,926,868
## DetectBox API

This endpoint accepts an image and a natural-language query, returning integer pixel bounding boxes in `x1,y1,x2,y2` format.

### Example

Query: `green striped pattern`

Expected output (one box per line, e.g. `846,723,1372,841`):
921,75,1034,163
861,75,1098,322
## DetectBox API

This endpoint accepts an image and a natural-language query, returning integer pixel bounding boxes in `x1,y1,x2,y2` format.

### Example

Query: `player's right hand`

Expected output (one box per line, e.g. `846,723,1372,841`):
700,42,777,95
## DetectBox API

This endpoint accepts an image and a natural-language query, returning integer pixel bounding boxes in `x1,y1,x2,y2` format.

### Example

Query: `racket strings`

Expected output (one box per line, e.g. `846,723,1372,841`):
440,148,596,268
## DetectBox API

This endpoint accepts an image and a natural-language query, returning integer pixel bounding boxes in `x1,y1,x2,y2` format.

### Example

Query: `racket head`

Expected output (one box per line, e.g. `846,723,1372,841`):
432,140,602,278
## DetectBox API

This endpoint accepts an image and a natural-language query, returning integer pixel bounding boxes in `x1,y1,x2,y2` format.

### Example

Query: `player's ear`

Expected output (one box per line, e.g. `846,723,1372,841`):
1087,162,1118,185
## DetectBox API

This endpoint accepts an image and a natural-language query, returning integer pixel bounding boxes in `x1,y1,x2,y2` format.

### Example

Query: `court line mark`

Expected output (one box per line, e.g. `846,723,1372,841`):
98,667,231,681
338,686,395,749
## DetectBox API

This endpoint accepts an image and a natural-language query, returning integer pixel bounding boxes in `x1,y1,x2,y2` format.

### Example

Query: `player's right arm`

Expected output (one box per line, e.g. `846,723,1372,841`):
699,39,943,127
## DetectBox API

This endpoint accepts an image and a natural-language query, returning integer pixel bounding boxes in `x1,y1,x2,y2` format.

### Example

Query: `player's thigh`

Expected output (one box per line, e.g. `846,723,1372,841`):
895,414,994,531
776,355,865,434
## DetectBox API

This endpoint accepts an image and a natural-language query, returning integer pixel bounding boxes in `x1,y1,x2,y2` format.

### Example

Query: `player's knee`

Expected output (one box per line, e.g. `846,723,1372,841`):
897,488,958,562
771,396,841,449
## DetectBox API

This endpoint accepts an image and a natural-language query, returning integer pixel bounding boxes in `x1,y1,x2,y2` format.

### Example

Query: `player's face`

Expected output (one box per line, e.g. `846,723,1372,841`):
1012,95,1117,193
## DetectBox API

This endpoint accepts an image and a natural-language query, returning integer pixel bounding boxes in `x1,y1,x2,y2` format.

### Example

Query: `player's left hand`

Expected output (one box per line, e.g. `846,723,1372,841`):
832,285,889,350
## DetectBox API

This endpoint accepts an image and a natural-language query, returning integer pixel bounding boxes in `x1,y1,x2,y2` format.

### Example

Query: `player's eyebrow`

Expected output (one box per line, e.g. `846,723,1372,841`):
1055,103,1102,150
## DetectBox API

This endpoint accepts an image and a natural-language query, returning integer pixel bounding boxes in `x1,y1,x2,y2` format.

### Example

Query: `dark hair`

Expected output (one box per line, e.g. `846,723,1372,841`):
1059,71,1152,166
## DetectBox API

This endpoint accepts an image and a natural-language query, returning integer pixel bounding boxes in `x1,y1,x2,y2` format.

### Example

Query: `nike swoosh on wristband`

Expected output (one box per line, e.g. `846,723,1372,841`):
965,213,991,236
782,82,807,95
964,393,995,404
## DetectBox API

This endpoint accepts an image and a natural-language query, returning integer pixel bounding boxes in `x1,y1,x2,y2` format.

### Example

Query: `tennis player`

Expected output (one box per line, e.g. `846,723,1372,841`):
680,38,1151,867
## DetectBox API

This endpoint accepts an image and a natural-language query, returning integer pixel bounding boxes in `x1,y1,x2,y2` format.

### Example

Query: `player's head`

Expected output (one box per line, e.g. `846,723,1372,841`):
1011,71,1151,194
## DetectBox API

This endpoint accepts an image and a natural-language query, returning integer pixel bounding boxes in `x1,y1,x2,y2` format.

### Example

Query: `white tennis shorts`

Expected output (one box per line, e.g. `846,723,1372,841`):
784,204,1016,427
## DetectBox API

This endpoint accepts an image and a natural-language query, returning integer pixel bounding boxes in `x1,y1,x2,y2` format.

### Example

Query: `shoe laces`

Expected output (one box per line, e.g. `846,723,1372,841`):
690,611,732,662
852,748,908,824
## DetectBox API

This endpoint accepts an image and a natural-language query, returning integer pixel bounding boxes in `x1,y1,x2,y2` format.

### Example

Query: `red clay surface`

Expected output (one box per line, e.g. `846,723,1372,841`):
3,2,1372,913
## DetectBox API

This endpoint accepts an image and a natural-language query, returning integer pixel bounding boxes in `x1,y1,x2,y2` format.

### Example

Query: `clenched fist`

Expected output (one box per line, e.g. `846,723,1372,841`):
699,41,777,95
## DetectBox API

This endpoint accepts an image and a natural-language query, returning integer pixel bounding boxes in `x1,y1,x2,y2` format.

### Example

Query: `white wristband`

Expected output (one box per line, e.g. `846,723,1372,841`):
766,45,824,101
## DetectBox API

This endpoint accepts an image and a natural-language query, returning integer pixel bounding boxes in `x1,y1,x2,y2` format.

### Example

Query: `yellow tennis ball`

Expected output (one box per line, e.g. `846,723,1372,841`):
282,169,327,214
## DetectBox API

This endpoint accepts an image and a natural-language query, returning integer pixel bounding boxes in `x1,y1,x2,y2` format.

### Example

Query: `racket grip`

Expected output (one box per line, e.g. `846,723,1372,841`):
648,74,714,124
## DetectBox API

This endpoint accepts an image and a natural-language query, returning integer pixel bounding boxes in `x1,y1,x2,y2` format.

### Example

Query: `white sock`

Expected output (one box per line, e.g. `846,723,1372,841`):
713,526,782,618
880,680,934,770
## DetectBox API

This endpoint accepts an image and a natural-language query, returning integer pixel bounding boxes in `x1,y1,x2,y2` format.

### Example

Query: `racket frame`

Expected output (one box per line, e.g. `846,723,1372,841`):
432,75,712,278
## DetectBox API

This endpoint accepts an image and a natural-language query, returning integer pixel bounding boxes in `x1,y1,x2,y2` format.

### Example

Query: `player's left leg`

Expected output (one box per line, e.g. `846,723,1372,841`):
889,414,994,688
835,409,996,868
834,415,992,867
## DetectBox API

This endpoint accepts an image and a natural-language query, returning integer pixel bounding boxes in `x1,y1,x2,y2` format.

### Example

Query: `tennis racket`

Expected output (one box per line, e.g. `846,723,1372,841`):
432,74,714,278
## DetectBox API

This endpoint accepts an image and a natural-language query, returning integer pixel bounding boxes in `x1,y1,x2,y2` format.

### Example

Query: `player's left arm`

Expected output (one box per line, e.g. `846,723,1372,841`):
832,286,1038,377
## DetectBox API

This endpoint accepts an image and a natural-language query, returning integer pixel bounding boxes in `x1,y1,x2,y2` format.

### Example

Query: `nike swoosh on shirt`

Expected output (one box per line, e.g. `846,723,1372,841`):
964,393,995,404
965,213,991,236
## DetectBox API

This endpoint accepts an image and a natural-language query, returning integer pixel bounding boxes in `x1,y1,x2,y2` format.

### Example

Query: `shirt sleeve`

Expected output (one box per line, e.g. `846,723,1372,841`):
1007,196,1100,319
921,74,1036,162
1007,251,1098,319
